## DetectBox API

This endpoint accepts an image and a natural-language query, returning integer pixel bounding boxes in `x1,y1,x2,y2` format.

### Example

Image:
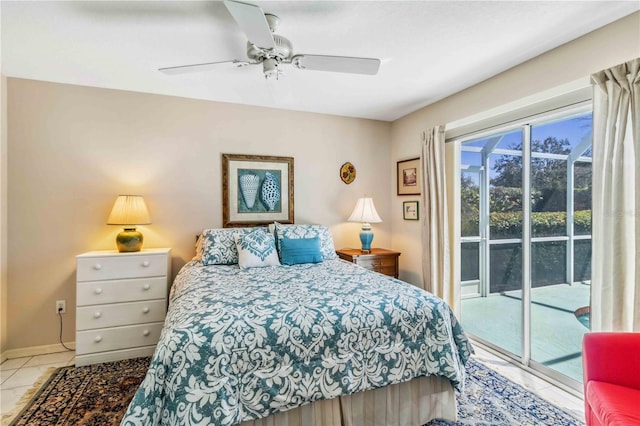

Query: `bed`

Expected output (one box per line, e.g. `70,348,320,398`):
121,225,472,426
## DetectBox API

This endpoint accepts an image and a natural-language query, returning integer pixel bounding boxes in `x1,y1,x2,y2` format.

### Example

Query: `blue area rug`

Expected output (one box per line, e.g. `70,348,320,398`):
427,358,584,426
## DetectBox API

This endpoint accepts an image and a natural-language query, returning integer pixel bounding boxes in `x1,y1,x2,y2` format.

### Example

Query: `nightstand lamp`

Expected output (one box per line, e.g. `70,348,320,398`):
348,197,382,254
107,195,152,252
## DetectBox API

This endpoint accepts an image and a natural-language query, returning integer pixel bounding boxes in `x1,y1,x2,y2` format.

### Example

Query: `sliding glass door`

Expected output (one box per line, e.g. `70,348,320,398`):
460,129,525,357
458,105,592,389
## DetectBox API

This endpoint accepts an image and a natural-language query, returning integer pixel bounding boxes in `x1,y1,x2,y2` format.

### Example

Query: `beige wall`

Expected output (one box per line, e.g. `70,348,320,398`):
6,79,391,350
1,75,7,356
390,12,640,287
5,11,639,352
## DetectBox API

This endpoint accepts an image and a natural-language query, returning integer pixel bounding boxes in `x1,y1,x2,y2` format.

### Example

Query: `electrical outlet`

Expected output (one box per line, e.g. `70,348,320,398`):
56,300,66,314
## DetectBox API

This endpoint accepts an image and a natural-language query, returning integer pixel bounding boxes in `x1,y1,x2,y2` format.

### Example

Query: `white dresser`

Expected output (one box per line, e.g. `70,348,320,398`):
75,248,171,366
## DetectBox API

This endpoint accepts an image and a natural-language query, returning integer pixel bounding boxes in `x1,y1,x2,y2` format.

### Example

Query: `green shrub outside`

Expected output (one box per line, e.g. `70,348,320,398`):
461,185,591,237
461,210,592,289
462,209,591,238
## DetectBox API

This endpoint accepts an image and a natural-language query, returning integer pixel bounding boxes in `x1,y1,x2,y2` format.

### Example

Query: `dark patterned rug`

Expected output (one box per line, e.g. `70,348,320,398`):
7,357,149,426
7,356,583,425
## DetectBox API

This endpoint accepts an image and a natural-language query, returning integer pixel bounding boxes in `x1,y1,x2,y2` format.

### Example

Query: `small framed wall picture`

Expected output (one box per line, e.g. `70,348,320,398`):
397,157,421,195
403,201,419,220
340,162,356,184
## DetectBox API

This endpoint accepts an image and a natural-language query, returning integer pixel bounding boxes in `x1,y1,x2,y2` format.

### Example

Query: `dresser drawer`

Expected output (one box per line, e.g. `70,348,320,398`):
76,322,164,355
76,299,167,331
77,253,168,282
77,276,167,305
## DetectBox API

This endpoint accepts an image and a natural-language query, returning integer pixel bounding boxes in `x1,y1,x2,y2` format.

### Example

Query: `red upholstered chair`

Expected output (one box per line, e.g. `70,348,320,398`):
582,332,640,426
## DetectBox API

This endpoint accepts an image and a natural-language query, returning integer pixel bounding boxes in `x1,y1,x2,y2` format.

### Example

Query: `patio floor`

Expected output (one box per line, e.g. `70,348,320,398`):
461,282,591,383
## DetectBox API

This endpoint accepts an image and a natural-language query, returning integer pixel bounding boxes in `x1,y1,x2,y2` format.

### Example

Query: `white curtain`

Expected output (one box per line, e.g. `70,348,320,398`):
590,58,640,332
420,125,458,312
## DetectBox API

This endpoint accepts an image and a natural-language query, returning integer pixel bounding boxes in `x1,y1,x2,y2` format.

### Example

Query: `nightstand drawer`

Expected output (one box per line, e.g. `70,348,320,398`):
336,248,400,278
76,322,164,355
77,253,168,281
77,276,167,305
76,299,167,331
356,257,397,276
356,257,397,269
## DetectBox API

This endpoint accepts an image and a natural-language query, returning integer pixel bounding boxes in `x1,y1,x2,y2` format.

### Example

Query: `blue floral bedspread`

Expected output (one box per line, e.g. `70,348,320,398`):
121,259,473,426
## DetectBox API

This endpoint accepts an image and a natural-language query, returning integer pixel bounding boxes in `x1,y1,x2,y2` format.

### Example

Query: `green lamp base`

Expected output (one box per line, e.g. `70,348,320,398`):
116,228,144,252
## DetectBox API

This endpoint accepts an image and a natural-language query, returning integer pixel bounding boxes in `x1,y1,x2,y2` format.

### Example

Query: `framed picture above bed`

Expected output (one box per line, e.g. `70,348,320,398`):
222,153,294,227
397,157,421,195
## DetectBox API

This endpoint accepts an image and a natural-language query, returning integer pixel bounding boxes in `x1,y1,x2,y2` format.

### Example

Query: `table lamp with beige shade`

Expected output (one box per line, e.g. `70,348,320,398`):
107,195,151,252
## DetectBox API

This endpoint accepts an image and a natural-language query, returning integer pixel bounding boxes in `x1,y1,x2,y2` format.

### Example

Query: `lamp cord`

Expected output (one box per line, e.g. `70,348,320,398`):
58,311,74,351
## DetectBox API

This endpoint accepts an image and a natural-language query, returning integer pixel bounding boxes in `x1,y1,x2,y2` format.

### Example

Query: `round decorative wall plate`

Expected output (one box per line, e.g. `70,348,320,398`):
340,162,356,184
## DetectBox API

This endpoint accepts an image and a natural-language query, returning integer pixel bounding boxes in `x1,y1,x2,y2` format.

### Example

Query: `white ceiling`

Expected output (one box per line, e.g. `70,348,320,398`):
2,1,638,121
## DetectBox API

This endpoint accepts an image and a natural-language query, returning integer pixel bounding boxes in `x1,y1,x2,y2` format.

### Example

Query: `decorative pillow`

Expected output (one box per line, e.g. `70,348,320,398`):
279,237,323,265
200,228,258,265
274,223,338,260
234,230,281,269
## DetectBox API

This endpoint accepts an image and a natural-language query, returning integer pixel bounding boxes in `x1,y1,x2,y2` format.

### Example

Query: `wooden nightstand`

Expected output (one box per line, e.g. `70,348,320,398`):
75,248,171,366
336,248,401,278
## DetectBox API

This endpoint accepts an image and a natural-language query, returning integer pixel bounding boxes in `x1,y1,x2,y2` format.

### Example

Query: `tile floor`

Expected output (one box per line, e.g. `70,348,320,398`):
0,350,76,417
0,346,585,422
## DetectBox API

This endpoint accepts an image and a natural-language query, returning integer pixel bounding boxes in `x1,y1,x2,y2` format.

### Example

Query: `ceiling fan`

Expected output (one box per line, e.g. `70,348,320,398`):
159,0,381,79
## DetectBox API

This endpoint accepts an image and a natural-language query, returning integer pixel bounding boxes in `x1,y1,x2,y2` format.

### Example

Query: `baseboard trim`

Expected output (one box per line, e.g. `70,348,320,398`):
2,342,76,360
75,346,155,366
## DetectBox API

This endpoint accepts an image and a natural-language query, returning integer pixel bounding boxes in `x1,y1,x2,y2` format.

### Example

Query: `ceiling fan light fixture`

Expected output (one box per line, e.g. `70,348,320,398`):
262,58,282,79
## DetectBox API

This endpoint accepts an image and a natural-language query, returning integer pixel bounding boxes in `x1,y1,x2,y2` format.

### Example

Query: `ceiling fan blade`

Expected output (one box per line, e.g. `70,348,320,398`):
224,0,276,49
159,60,250,75
292,55,380,75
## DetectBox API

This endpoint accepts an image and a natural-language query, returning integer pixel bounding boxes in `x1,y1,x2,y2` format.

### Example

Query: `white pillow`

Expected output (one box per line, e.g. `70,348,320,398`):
234,230,281,269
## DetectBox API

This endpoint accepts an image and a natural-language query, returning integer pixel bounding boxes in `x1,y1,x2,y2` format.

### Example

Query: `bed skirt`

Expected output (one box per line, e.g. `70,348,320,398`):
238,374,456,426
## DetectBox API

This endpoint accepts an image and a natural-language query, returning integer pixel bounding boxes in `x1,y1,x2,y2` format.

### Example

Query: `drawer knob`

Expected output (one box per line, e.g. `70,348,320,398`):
94,311,102,319
142,284,151,291
93,264,102,270
142,260,150,267
143,329,150,337
94,288,103,295
142,307,150,314
94,335,102,343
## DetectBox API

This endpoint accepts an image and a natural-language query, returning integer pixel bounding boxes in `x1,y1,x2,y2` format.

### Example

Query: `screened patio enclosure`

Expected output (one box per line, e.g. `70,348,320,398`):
458,106,592,389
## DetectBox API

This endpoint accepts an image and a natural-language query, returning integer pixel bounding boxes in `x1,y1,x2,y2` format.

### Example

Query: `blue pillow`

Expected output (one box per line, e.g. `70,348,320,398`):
274,222,338,260
279,237,323,265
